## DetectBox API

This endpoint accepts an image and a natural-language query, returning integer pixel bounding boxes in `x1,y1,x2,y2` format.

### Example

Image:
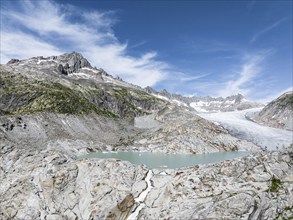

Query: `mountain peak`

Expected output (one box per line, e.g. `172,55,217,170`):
225,93,245,103
144,86,156,93
6,52,92,74
159,89,171,96
56,52,92,74
58,51,86,60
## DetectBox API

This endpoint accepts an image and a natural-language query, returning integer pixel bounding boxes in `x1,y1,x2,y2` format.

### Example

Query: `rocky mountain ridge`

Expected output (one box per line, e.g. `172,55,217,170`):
0,52,168,117
2,52,263,115
144,87,263,112
250,91,293,130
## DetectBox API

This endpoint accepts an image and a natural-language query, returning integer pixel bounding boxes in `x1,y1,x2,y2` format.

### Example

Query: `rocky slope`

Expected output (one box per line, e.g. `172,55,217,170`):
117,106,259,154
0,52,260,154
0,105,260,155
140,150,293,219
144,87,263,112
1,143,292,219
3,52,289,220
0,52,167,117
251,91,293,130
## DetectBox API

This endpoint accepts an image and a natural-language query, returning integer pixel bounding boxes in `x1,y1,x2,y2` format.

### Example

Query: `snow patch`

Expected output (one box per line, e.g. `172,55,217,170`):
70,72,91,79
190,102,209,113
172,99,188,107
152,94,171,101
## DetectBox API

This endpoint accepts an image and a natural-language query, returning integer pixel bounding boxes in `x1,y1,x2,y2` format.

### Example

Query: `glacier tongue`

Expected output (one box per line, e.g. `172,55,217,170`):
198,108,293,150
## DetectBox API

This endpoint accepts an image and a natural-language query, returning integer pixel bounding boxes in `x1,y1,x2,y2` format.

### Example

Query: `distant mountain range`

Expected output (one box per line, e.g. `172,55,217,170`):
144,87,263,112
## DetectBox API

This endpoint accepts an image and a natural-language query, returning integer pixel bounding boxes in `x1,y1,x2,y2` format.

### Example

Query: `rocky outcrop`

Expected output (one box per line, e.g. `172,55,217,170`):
56,63,68,75
106,194,135,219
6,59,20,65
140,151,293,219
0,146,149,219
0,143,292,219
251,91,293,130
54,52,93,75
56,51,92,73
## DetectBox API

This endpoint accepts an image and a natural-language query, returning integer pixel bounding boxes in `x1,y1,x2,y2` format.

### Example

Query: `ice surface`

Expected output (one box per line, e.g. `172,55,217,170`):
198,108,293,150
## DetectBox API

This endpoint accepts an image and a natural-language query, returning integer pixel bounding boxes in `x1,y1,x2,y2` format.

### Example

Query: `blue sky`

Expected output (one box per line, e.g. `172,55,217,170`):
1,0,292,101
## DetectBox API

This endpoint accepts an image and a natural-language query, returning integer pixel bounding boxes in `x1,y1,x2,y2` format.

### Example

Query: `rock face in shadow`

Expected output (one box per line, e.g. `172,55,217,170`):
106,194,135,220
58,52,92,72
55,52,92,75
251,91,293,130
6,59,20,65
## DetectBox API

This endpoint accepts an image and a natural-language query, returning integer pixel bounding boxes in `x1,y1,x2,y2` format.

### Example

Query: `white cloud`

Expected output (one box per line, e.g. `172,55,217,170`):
218,52,268,98
256,87,293,103
0,0,169,87
82,10,117,31
179,74,209,82
0,31,63,62
189,39,241,54
250,17,289,44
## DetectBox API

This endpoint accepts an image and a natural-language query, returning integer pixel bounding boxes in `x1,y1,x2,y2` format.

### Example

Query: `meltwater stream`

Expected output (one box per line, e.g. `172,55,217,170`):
79,151,251,169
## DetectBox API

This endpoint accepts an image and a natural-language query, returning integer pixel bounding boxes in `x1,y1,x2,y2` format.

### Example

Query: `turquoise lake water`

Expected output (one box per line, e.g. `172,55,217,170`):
79,151,251,169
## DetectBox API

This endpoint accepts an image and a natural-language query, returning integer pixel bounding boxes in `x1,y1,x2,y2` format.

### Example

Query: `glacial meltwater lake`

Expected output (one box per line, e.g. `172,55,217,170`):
79,151,251,169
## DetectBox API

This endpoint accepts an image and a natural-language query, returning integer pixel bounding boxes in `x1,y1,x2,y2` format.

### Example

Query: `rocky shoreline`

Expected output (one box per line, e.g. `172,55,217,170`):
1,140,292,219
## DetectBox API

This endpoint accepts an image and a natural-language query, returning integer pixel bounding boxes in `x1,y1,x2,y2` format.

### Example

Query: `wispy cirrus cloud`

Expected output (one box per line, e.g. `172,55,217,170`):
0,0,169,87
179,74,209,82
218,50,272,98
256,86,293,103
1,31,62,62
187,39,242,54
154,49,275,99
250,17,289,44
